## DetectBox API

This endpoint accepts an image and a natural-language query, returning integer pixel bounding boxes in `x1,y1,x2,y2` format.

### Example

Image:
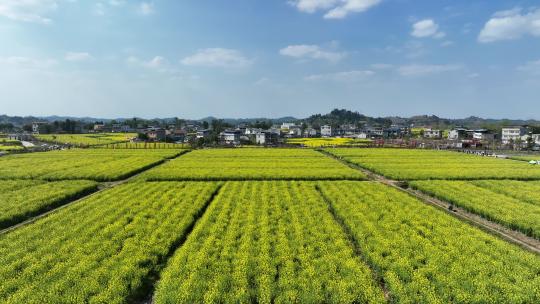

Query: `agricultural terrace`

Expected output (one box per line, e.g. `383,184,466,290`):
35,133,136,147
0,180,97,229
0,149,183,181
318,181,540,303
141,148,366,181
0,146,23,152
0,138,23,152
0,181,221,303
287,137,371,147
326,148,540,180
410,180,540,238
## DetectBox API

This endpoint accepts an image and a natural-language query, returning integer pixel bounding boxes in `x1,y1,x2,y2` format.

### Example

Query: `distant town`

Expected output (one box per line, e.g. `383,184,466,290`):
2,109,540,151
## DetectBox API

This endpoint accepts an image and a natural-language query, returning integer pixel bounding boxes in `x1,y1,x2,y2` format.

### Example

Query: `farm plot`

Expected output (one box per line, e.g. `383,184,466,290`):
287,137,372,147
35,133,136,147
154,181,384,304
0,149,183,181
96,142,188,149
0,181,220,303
0,179,97,229
410,180,540,238
317,181,540,303
326,148,540,180
141,148,365,181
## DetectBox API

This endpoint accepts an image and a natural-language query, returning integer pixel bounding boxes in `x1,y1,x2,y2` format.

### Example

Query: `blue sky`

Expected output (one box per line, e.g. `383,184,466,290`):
1,0,539,119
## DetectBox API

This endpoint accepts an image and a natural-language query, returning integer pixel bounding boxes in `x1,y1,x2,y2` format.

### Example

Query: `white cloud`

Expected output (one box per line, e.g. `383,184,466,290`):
65,52,93,62
108,0,125,6
289,0,381,19
127,56,166,69
479,8,540,43
411,19,445,38
138,2,154,15
517,59,540,75
398,64,463,77
93,3,106,16
0,0,59,24
181,48,252,68
305,70,374,82
0,56,57,69
279,44,345,62
440,40,454,47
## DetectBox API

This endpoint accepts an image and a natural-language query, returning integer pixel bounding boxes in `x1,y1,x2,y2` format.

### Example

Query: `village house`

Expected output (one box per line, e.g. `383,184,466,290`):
423,128,442,139
533,134,540,145
145,128,166,141
287,126,302,138
220,130,241,145
448,127,470,140
303,127,318,137
321,125,332,137
31,122,48,134
255,131,279,145
501,126,528,144
366,127,384,138
281,122,296,130
111,124,133,133
196,129,210,139
472,129,496,141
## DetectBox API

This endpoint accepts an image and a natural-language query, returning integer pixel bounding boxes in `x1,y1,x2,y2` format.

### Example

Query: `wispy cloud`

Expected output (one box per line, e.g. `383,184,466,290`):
65,52,93,62
181,48,252,68
479,8,540,43
397,64,463,77
0,0,59,24
289,0,381,19
127,55,167,70
305,70,375,82
517,59,540,75
279,44,345,62
411,19,445,39
138,2,154,15
0,56,57,69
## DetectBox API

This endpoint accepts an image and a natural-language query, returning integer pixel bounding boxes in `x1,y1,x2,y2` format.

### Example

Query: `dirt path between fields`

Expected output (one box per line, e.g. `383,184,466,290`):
318,149,540,255
0,150,190,235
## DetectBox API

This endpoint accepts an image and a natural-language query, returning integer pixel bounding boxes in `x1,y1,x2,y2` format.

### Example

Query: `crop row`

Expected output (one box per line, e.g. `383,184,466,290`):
326,148,540,180
0,179,98,230
154,181,385,303
0,149,183,181
1,180,539,303
410,180,540,238
0,181,220,303
318,181,540,303
141,148,365,181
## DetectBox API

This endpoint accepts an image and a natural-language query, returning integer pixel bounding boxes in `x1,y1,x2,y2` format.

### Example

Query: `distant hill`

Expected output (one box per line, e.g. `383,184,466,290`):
2,110,540,130
199,116,298,125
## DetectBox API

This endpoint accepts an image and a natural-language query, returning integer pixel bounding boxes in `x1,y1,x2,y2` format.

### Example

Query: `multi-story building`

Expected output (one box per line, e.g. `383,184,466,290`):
32,122,48,134
321,125,332,137
448,127,469,140
423,128,441,139
501,126,528,144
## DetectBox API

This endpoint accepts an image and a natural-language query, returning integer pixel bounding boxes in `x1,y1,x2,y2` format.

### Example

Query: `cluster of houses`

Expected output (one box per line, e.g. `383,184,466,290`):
426,126,540,146
24,121,540,149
